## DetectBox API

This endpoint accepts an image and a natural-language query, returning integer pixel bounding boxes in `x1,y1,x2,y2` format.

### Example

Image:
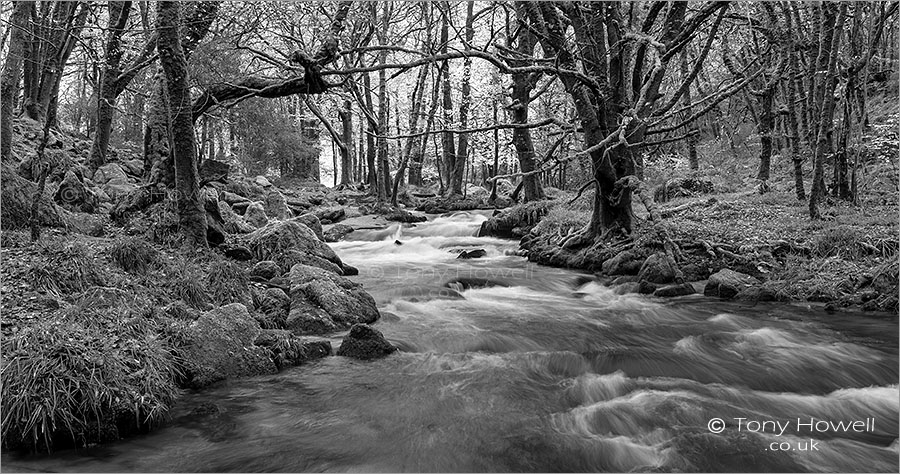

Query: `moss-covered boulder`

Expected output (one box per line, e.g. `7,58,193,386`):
286,264,379,335
245,220,348,275
336,324,396,360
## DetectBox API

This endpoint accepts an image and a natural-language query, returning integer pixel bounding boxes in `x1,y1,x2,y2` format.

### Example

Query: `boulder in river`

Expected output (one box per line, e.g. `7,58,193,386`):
336,324,396,360
246,220,348,275
252,287,290,328
324,223,354,242
653,282,697,297
457,249,487,259
638,253,676,284
180,303,277,389
704,269,761,299
292,213,324,241
286,264,379,335
254,330,332,369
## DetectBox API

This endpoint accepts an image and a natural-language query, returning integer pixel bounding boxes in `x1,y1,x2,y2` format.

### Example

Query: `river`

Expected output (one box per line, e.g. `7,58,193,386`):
4,211,898,472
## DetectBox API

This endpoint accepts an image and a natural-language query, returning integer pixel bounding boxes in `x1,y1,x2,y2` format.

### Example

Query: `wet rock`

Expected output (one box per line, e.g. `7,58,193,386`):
735,286,778,302
244,201,269,228
637,280,661,294
704,269,761,299
286,264,380,335
457,249,487,259
292,213,323,241
246,220,347,275
610,275,639,285
264,190,293,220
199,159,230,184
638,253,676,284
653,282,697,297
254,330,332,368
342,264,359,276
54,169,97,213
336,324,396,360
384,209,427,223
250,260,282,281
602,250,643,276
324,223,354,242
181,303,276,389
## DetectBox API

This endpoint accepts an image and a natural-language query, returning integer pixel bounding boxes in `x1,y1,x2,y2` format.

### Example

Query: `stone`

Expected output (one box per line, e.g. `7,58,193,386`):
244,201,269,228
54,169,97,213
313,207,345,224
324,224,354,242
253,287,291,328
254,175,272,187
336,324,397,360
457,249,487,259
264,190,293,220
222,244,253,261
119,159,144,176
221,190,250,205
704,269,761,299
602,250,643,276
291,213,323,241
245,220,348,275
638,253,676,284
254,330,332,368
217,201,255,234
653,282,697,297
103,181,139,200
180,303,276,389
637,280,661,294
92,162,128,185
286,264,380,335
250,260,282,281
199,159,230,184
735,286,779,302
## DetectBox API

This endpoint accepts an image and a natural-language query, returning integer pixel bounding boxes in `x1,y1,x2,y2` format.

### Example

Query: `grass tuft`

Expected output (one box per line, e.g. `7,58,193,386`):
110,238,158,274
28,240,105,295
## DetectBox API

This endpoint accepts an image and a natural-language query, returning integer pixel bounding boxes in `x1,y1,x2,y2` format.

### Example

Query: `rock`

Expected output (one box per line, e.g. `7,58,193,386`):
221,190,249,205
653,176,715,202
384,209,427,223
286,264,380,335
613,282,641,295
103,181,139,200
217,201,255,234
342,264,359,276
704,269,761,299
735,286,778,302
653,283,697,297
180,303,277,389
292,213,323,241
638,253,676,284
457,249,487,259
202,187,226,246
54,169,97,213
254,330,332,368
92,162,128,185
1,162,66,229
637,280,661,294
601,250,643,276
336,324,396,360
313,207,345,224
250,260,282,281
120,159,144,176
244,201,269,228
222,244,253,261
254,175,272,187
253,287,290,328
324,224,354,242
610,275,639,285
199,159,230,184
245,220,347,275
264,190,293,220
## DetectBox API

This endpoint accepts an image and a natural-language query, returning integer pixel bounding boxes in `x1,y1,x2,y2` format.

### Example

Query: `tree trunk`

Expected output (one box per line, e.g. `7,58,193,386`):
809,3,848,219
89,1,132,170
338,99,353,186
679,49,700,170
451,1,475,197
0,1,32,162
439,2,456,195
755,87,775,181
157,0,207,247
363,73,378,194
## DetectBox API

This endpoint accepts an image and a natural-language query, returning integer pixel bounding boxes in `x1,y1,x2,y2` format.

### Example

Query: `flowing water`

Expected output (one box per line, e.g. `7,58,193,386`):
4,211,899,472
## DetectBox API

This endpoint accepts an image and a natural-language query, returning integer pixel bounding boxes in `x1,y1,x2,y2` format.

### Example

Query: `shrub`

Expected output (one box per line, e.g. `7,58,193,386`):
812,225,865,260
28,240,105,295
110,238,158,274
1,308,180,452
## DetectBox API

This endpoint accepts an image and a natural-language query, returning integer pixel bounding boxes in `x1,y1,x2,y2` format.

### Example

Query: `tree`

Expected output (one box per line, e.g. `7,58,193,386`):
0,1,32,162
157,0,207,247
88,1,132,170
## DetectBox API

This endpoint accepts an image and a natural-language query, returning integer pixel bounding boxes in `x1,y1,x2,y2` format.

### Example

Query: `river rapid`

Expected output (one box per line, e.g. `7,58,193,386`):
4,211,898,472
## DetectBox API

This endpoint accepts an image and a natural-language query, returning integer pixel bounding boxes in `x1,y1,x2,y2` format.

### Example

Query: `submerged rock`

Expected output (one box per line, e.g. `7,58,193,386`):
286,264,380,335
336,324,396,360
457,249,487,259
181,303,277,389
